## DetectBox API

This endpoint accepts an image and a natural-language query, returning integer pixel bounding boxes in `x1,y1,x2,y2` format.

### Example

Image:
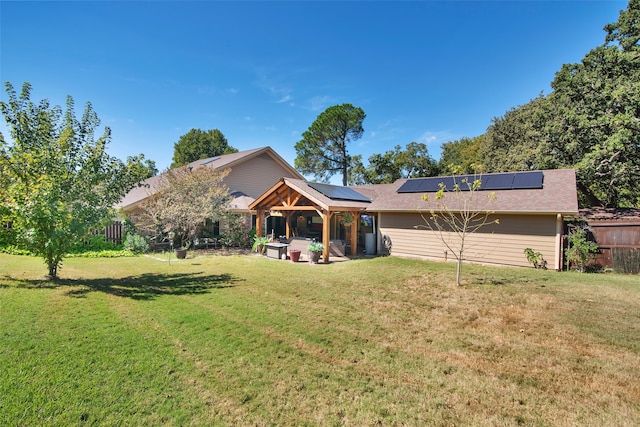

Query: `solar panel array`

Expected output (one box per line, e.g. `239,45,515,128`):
397,171,544,194
307,182,371,202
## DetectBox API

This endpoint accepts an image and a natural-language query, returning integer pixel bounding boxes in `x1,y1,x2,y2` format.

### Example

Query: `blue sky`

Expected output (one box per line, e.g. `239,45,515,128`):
0,1,626,180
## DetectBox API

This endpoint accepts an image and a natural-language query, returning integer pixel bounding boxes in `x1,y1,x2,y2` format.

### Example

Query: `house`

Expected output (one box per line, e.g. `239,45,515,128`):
116,146,304,237
250,169,579,269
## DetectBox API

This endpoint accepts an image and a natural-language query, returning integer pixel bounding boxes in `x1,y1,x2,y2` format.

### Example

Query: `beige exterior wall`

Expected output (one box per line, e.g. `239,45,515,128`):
378,212,558,268
224,154,297,198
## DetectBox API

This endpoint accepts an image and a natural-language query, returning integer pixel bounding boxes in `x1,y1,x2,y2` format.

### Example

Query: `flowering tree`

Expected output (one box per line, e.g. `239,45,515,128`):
138,166,231,249
219,213,252,248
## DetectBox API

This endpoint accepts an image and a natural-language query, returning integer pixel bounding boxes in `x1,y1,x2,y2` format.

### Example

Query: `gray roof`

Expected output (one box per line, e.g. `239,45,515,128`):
116,146,302,211
352,169,579,215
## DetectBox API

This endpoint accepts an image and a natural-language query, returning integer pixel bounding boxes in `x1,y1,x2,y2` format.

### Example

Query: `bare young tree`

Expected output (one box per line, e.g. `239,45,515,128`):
418,175,499,286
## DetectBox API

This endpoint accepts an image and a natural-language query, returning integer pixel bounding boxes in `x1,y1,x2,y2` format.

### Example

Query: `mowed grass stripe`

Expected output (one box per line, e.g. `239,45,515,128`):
1,285,212,425
1,253,639,426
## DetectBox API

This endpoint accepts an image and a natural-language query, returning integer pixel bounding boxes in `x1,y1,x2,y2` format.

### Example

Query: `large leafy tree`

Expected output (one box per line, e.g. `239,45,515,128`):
0,82,149,277
137,166,231,250
354,142,439,184
294,103,365,186
480,95,550,173
474,1,640,207
439,136,485,175
126,154,158,179
542,0,640,207
171,128,237,168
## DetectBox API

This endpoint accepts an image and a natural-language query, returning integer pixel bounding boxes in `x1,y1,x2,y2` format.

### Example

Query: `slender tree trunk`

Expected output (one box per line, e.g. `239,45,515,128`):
48,262,58,279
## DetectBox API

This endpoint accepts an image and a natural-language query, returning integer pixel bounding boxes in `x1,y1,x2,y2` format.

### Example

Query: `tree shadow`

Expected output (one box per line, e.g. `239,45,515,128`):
9,272,241,300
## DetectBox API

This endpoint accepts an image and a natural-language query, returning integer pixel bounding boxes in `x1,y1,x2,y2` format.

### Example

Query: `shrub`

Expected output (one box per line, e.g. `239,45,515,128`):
524,248,547,269
0,245,32,256
220,214,252,248
69,234,121,254
252,236,271,254
565,228,599,272
123,233,150,254
67,249,135,258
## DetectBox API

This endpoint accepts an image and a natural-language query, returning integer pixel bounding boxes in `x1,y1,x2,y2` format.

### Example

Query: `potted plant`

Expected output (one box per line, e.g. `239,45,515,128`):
252,236,271,254
340,212,355,249
167,228,191,259
307,241,324,263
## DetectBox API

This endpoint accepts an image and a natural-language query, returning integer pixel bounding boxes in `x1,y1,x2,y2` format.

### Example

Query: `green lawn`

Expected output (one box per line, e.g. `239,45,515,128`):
1,252,639,426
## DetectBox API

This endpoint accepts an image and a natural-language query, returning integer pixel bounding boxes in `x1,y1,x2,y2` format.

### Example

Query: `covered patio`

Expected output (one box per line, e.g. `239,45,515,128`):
248,178,373,262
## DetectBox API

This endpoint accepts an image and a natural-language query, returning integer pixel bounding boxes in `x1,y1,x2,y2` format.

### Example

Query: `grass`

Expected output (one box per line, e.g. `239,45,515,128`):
1,252,639,426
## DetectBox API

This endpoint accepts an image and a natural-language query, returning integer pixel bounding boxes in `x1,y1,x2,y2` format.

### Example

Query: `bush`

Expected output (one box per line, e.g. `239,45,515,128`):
565,228,599,272
0,245,33,256
524,248,547,269
66,249,135,258
69,234,121,254
123,233,150,254
219,214,252,248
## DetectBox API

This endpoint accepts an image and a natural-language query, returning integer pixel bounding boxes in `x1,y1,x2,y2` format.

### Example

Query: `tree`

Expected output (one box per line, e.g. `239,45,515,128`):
439,135,484,175
604,0,640,52
363,142,438,184
137,165,231,250
0,82,148,277
418,175,499,286
294,103,365,186
474,1,640,207
346,154,369,185
126,154,158,179
543,0,640,207
171,128,237,168
480,95,551,173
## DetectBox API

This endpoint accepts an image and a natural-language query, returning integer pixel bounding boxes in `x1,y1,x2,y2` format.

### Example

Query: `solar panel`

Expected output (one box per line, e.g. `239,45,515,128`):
512,171,544,189
482,173,515,190
397,171,544,193
307,182,371,202
398,175,475,193
201,156,220,165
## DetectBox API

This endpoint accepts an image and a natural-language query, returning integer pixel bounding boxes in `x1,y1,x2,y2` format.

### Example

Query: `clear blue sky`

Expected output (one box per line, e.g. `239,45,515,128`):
0,0,627,178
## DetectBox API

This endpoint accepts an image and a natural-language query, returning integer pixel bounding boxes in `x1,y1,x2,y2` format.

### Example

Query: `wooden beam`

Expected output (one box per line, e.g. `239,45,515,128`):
270,206,320,211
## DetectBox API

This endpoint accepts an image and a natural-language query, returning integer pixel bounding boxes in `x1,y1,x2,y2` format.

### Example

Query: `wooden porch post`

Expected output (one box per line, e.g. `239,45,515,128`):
350,211,359,255
256,209,265,237
322,211,331,262
284,211,293,239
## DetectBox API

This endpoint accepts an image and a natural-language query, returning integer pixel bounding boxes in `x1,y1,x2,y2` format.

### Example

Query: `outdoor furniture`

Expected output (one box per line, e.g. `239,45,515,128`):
265,242,289,259
194,237,218,249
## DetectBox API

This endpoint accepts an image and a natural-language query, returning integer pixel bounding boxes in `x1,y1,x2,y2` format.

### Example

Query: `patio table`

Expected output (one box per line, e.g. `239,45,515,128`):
265,243,290,259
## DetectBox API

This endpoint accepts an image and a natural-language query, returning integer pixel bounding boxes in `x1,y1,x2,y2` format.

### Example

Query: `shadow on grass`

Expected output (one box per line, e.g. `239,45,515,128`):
9,272,241,300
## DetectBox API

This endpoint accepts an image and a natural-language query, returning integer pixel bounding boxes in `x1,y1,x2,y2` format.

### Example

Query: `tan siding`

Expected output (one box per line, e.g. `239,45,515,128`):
224,154,298,198
379,212,557,267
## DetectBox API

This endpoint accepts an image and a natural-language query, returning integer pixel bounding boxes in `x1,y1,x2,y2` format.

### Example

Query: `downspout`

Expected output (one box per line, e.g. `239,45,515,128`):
555,213,563,271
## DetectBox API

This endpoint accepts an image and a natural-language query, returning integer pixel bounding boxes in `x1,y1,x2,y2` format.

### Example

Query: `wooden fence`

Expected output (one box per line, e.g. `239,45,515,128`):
96,221,123,245
579,208,640,274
